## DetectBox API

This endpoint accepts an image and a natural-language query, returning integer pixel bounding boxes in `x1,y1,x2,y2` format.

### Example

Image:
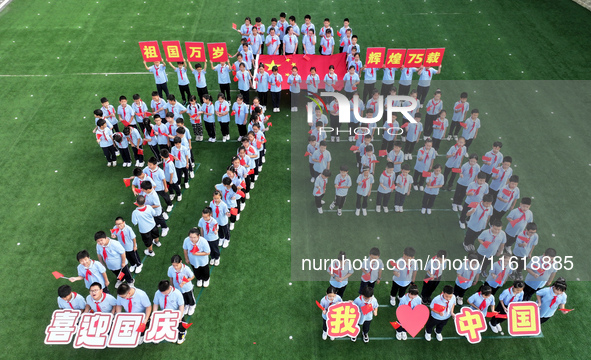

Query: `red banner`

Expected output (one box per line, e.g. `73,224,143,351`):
185,42,206,62
365,47,385,68
162,41,183,62
207,42,229,63
424,48,445,67
258,53,347,90
385,49,406,68
139,41,162,62
404,49,426,67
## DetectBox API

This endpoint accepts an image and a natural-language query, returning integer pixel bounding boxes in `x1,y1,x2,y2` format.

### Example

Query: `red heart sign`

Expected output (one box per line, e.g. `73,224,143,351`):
395,304,429,338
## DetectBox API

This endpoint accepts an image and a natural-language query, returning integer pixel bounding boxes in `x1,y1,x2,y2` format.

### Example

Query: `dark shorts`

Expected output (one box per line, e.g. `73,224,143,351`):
140,226,159,247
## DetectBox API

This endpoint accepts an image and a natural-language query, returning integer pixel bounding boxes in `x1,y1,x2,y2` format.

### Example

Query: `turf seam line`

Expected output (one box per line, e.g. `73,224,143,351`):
334,332,543,340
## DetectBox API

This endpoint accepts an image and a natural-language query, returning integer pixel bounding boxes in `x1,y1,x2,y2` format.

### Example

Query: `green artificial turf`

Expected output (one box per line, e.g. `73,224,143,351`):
0,0,590,359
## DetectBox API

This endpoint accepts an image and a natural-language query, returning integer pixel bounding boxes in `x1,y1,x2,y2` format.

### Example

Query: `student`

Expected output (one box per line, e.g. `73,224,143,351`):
416,65,441,104
131,195,160,257
390,247,417,306
236,62,252,105
100,97,118,132
267,17,279,38
412,138,436,191
170,137,190,190
248,26,263,55
490,175,520,224
199,207,220,266
185,95,202,141
183,228,211,287
268,66,283,113
238,16,252,38
536,278,568,324
95,230,133,288
305,136,319,182
124,125,144,167
420,251,447,304
277,13,288,53
511,222,538,281
425,285,456,342
462,109,480,151
365,90,380,117
359,247,384,295
392,285,422,341
152,115,170,154
387,141,404,179
448,92,469,140
467,285,495,318
424,91,443,138
165,94,187,120
144,157,173,212
188,62,208,101
96,119,117,167
306,67,320,94
287,66,302,112
380,65,397,97
453,253,480,305
475,219,507,277
403,113,423,159
313,169,331,214
160,149,181,202
504,197,534,254
320,286,343,341
210,190,231,247
442,137,467,191
216,176,241,227
117,95,135,131
484,253,513,295
320,29,334,55
381,113,400,153
480,141,504,182
310,109,328,132
265,26,281,55
340,28,353,53
232,94,250,141
362,65,378,103
523,248,558,301
57,285,86,310
213,93,231,142
458,172,489,227
85,282,117,313
394,164,413,212
311,140,331,178
352,286,379,343
287,15,300,41
489,281,525,332
462,194,494,251
489,156,513,200
355,166,374,216
398,67,418,96
211,60,231,103
283,26,298,55
421,164,444,214
69,250,109,292
328,251,353,298
328,165,352,216
451,153,480,211
201,94,216,141
112,217,143,274
115,283,152,340
253,65,269,111
400,90,420,140
300,14,315,41
108,131,129,167
144,60,169,98
238,43,255,71
152,280,188,344
327,91,341,142
338,18,351,53
343,66,360,100
359,144,377,175
376,162,396,213
168,60,191,105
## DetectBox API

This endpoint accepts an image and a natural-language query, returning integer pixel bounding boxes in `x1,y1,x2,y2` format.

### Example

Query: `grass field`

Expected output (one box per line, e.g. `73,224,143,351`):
1,0,591,359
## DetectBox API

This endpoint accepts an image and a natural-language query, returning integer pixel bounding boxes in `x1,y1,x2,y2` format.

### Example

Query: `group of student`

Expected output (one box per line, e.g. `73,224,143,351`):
321,246,568,343
59,86,271,344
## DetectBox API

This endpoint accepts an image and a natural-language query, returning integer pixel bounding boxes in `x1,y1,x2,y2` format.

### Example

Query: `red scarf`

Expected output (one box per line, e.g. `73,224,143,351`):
478,204,489,221
478,293,487,311
95,293,106,312
382,171,392,188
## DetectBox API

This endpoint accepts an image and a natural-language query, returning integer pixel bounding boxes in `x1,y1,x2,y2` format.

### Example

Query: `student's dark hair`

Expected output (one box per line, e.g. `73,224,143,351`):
96,118,106,127
132,94,140,100
308,135,316,142
364,134,372,140
271,17,277,22
196,63,203,69
369,247,380,256
403,247,416,257
58,285,72,298
113,133,122,143
319,140,327,147
173,136,182,144
502,156,512,163
348,65,355,70
471,109,479,114
508,175,519,183
94,231,107,241
436,250,447,258
468,252,479,261
521,197,531,205
310,66,317,73
326,286,337,295
244,16,251,22
252,123,260,130
151,91,159,97
480,285,492,295
304,14,311,20
493,141,503,148
525,222,537,231
269,27,275,33
279,12,286,18
176,127,185,135
469,153,479,160
365,145,373,153
362,286,374,298
202,207,212,215
285,25,292,33
352,35,358,40
394,141,402,148
339,164,349,172
158,280,171,292
442,285,453,294
188,227,200,236
386,162,394,169
221,177,235,191
119,95,127,101
322,169,331,177
434,90,442,96
482,194,494,203
115,216,124,222
361,165,370,171
544,248,556,257
346,28,352,33
439,109,447,116
432,164,442,170
117,283,131,296
213,189,223,199
141,181,153,190
366,108,374,114
203,94,211,101
133,167,143,176
148,157,158,165
136,195,146,206
326,29,332,34
238,146,247,153
241,137,250,143
512,280,525,289
122,127,131,136
94,109,103,116
477,172,487,180
89,282,102,290
188,95,197,102
414,112,421,119
408,284,419,296
100,97,109,103
287,15,295,21
76,250,90,261
401,163,410,171
424,138,432,144
165,111,174,118
460,92,468,99
553,277,567,291
491,218,502,227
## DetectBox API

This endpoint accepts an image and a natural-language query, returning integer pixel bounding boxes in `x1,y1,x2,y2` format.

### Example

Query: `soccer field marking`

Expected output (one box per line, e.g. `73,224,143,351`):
0,0,12,12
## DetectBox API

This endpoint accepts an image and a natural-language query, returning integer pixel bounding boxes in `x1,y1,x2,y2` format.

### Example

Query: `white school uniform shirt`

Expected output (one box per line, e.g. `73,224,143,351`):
480,150,503,174
395,173,413,194
524,256,556,290
360,154,377,174
328,259,354,288
265,35,280,54
382,67,396,84
101,104,117,125
418,67,438,87
97,127,114,147
361,258,384,283
247,33,263,54
485,260,512,288
405,122,423,143
311,149,331,173
151,98,167,118
457,162,480,186
111,224,137,253
183,236,210,268
467,203,492,232
334,174,352,197
494,185,520,212
353,295,379,323
210,200,229,226
165,102,186,119
313,175,328,197
413,147,436,172
96,239,126,271
499,286,524,306
255,71,269,93
323,73,338,92
432,118,448,140
398,67,418,86
192,69,207,88
425,98,443,116
513,230,539,258
452,101,469,122
505,208,533,237
198,217,219,241
490,166,513,191
462,117,480,139
387,149,405,173
363,67,377,84
300,22,315,37
318,25,333,37
306,74,320,93
132,101,148,124
356,174,374,196
77,260,107,289
430,294,456,320
201,103,215,123
378,171,396,194
445,144,466,169
240,23,252,38
320,295,343,320
132,175,156,191
476,229,507,258
536,287,567,318
468,292,495,315
383,120,400,142
424,173,444,195
283,34,298,53
117,104,135,125
320,36,335,55
117,288,151,314
131,205,157,234
338,26,351,45
213,64,231,84
464,181,489,205
149,64,168,84
153,287,184,310
58,292,86,310
232,102,249,125
342,72,359,93
86,293,117,313
287,74,302,93
392,257,417,286
175,66,190,86
237,70,252,91
403,98,420,118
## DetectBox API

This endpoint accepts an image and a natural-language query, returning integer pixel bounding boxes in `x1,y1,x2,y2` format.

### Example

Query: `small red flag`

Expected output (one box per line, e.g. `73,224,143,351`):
138,149,144,155
468,202,479,208
110,229,118,235
452,168,462,174
517,235,530,244
482,156,492,162
458,275,470,284
236,190,246,197
123,178,132,187
370,160,380,164
486,311,499,318
491,167,500,174
248,169,255,175
182,276,190,283
422,171,431,178
432,304,446,313
509,218,521,227
52,271,65,279
350,145,359,151
232,23,237,30
230,208,239,216
303,54,310,61
378,150,387,157
433,120,442,126
233,76,238,82
304,152,311,157
390,321,401,329
361,303,373,315
117,271,125,280
136,323,146,332
400,122,409,129
502,188,512,196
268,122,273,127
182,322,194,329
316,300,325,311
459,122,468,129
424,277,434,284
559,309,574,313
361,272,371,281
231,111,236,116
481,241,492,249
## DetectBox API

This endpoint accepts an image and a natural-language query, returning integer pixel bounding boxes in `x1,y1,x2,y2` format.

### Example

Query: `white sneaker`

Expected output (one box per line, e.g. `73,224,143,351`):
436,332,443,341
425,332,432,341
254,175,259,181
408,154,413,160
240,202,245,211
310,177,315,182
413,185,419,191
245,192,250,199
355,209,360,216
396,331,402,340
320,200,325,205
214,258,220,266
496,324,503,333
427,208,432,215
111,161,117,167
421,208,426,214
400,206,404,212
115,151,120,156
464,153,469,158
337,209,342,216
188,305,196,316
236,214,240,220
135,160,140,167
318,208,323,214
458,205,463,211
229,222,235,230
162,212,169,220
376,205,381,213
161,228,169,237
203,280,210,287
402,332,407,340
362,209,367,216
190,171,194,178
383,207,389,213
394,205,400,212
454,135,458,141
331,136,335,142
223,239,230,248
139,162,144,167
152,240,162,247
390,296,396,306
169,194,175,201
167,205,173,212
446,135,452,141
490,321,498,333
177,195,182,201
222,137,227,142
144,249,155,257
250,182,255,189
135,264,143,273
322,331,328,340
457,297,463,305
197,280,203,287
258,166,262,172
209,258,215,266
185,183,190,189
128,265,136,273
219,239,223,247
262,156,266,163
459,221,466,229
115,280,123,288
419,186,424,191
452,204,458,212
336,137,340,142
423,136,428,141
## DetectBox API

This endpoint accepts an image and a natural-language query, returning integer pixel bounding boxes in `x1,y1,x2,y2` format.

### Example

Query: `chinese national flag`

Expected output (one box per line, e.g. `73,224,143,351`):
123,178,131,187
452,168,462,173
482,156,492,162
424,48,445,67
404,49,426,67
185,42,206,62
230,208,238,216
491,167,500,174
422,171,431,178
139,41,162,62
258,53,347,90
207,42,229,62
364,47,386,68
432,303,446,313
361,303,373,315
162,40,183,62
385,49,406,68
